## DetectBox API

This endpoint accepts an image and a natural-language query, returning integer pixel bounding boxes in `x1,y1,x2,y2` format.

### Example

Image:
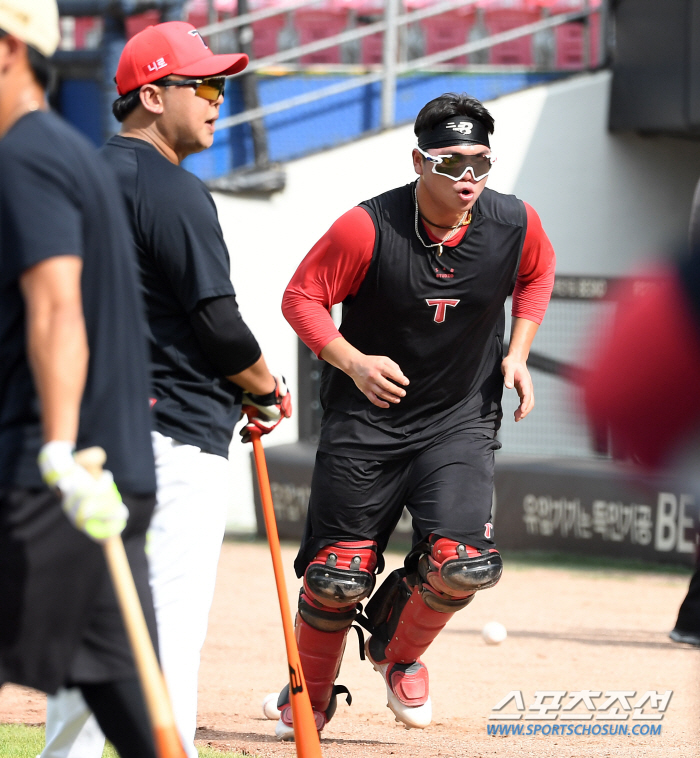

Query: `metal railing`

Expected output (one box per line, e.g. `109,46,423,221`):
197,0,607,133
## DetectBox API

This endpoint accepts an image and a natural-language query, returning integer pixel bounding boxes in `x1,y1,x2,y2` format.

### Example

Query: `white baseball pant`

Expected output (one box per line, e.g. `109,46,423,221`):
41,432,234,758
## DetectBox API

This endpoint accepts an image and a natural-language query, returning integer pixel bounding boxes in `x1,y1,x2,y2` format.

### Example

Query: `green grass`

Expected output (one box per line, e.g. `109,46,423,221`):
0,724,256,758
0,724,49,758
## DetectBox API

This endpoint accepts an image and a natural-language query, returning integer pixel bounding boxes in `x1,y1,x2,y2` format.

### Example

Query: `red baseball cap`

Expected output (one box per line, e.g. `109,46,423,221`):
115,21,248,96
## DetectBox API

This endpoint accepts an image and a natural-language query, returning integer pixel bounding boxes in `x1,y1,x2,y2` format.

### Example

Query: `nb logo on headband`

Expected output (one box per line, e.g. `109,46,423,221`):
446,121,474,135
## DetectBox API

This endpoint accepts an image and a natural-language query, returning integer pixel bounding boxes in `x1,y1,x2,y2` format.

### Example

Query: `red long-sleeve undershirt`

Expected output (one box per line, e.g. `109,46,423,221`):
283,202,556,357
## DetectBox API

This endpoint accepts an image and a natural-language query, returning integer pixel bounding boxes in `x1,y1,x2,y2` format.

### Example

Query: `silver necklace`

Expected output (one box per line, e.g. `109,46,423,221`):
413,181,469,257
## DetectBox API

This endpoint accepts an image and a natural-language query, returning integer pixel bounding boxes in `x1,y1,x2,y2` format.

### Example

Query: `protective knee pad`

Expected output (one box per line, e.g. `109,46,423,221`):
418,536,502,612
365,538,501,665
303,541,378,613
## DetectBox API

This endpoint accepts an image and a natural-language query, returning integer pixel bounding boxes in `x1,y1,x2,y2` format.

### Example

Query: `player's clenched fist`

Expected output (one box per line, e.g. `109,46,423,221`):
38,441,128,542
349,354,409,409
241,375,293,442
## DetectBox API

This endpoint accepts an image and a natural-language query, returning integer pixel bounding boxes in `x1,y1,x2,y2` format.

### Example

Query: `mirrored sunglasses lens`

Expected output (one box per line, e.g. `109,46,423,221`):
195,78,226,101
435,155,491,179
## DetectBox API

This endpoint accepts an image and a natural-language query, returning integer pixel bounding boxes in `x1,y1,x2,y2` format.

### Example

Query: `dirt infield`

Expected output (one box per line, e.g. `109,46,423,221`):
2,541,699,757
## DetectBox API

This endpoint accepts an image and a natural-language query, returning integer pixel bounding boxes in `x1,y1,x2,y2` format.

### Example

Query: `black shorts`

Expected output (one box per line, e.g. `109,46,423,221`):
294,427,500,576
0,487,157,694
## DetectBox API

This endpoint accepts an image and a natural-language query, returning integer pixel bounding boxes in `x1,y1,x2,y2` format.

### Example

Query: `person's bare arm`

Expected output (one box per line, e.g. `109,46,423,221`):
21,255,130,540
502,317,539,422
320,336,409,409
227,355,276,395
20,256,88,443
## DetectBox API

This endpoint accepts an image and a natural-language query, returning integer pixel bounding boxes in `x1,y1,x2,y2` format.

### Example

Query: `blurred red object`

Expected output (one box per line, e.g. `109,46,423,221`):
583,268,700,470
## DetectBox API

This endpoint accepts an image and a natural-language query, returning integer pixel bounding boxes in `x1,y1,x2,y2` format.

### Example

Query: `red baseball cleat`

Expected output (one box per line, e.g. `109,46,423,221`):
365,639,432,729
273,683,350,741
275,702,327,741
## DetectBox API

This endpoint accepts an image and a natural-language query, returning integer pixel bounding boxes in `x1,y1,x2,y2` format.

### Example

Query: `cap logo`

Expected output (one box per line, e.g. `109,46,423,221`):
446,121,474,136
143,54,172,75
188,29,209,49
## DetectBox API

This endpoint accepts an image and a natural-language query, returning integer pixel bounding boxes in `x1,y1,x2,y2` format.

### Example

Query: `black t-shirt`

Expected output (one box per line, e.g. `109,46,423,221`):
0,111,156,494
100,136,241,457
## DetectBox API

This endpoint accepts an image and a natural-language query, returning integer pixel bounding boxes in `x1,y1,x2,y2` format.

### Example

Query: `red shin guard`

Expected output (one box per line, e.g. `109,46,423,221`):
383,584,457,664
294,540,378,715
295,612,349,713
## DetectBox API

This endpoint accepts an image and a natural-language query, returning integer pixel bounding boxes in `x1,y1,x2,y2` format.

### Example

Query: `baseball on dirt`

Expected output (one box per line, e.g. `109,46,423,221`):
262,692,281,720
482,621,507,645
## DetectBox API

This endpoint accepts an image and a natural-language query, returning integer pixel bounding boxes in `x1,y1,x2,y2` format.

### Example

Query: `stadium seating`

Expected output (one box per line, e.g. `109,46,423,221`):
294,1,349,64
351,0,384,65
59,16,103,50
186,0,214,28
539,0,600,69
125,10,161,39
407,0,475,65
481,0,540,65
178,0,600,69
248,0,289,60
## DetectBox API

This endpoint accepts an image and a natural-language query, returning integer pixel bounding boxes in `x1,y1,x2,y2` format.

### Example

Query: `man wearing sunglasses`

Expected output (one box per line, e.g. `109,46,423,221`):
275,93,555,738
42,21,291,758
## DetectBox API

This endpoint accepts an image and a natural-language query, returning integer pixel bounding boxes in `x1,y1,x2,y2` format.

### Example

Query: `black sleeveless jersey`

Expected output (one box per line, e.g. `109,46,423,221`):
318,181,527,458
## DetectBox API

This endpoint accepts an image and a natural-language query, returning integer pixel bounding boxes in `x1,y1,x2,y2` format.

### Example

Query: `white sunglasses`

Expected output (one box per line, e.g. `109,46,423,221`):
416,145,496,182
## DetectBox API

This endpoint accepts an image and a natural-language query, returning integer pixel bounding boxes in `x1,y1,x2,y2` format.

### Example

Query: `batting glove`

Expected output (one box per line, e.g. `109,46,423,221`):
38,441,128,542
241,375,292,443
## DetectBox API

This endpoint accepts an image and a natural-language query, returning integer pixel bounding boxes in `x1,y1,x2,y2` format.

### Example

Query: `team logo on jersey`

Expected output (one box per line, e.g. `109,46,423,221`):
484,522,493,539
426,298,459,323
188,29,209,49
446,121,473,135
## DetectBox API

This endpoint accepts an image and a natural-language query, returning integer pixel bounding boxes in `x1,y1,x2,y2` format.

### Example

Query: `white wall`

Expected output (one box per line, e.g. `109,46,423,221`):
487,71,700,274
216,70,700,531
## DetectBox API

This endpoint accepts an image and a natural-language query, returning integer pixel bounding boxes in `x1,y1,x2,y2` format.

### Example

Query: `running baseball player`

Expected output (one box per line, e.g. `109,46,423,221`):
0,2,158,756
274,92,555,737
42,21,291,758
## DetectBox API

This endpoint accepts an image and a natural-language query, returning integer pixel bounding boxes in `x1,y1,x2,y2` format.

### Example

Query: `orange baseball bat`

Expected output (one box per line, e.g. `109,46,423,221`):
250,432,323,758
75,447,187,758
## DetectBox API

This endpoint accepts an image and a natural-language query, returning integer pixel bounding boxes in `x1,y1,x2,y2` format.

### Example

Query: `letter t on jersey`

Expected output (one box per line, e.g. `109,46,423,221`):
426,299,460,323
